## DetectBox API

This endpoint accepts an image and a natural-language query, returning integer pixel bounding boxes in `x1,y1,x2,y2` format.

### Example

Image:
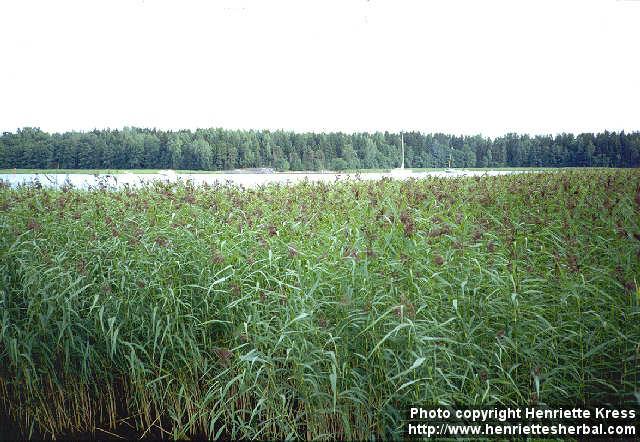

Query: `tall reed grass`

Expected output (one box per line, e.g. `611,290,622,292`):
1,170,639,439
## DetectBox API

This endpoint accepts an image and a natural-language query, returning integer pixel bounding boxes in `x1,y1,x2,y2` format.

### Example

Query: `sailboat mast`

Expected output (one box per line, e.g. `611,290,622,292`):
401,132,405,169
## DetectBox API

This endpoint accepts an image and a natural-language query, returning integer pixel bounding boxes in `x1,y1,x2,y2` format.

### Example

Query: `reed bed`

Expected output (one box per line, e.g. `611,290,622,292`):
0,170,639,439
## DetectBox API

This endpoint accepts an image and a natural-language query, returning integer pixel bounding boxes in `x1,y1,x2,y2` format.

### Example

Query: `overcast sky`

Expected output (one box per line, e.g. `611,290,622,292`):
1,0,638,137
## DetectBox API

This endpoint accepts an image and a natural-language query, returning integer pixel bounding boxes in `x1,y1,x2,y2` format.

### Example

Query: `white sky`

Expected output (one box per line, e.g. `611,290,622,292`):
1,0,639,137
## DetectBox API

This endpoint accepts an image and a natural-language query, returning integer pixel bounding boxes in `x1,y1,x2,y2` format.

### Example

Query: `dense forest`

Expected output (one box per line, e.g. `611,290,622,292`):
1,127,639,171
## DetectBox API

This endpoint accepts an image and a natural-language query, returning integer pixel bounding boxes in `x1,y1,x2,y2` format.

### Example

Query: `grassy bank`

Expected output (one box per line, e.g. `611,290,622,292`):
0,170,639,439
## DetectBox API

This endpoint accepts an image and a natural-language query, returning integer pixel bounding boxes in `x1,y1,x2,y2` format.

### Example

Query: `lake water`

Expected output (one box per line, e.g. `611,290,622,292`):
0,169,526,189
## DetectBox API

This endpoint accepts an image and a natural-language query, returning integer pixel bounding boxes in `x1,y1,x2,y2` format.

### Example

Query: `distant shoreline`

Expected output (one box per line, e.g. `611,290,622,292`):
0,166,601,175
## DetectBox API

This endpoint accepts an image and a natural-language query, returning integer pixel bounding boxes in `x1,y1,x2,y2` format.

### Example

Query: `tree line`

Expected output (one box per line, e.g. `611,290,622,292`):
1,127,639,171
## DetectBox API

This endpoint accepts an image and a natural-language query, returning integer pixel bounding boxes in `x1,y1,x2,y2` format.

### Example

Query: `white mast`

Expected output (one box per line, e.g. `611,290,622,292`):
391,131,410,176
401,132,405,170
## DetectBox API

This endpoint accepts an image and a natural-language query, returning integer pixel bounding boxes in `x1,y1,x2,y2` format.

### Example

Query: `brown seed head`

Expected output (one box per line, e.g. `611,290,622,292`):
27,218,41,231
288,245,298,257
211,252,224,264
215,348,233,363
